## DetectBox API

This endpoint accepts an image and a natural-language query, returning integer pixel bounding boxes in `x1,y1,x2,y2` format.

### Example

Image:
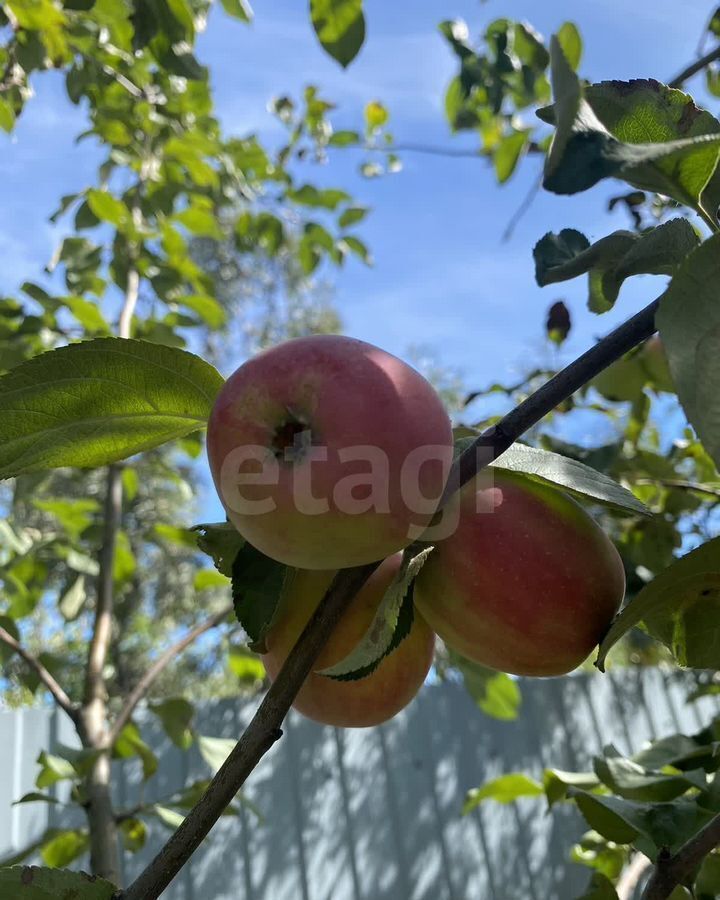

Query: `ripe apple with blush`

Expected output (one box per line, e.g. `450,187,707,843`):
207,334,453,569
414,470,626,677
262,553,435,728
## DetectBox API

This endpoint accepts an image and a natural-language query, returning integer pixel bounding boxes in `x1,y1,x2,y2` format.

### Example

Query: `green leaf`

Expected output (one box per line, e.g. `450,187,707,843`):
0,615,20,665
174,294,226,329
0,866,116,899
119,818,146,853
310,0,365,68
194,569,229,590
486,442,649,515
328,129,361,147
288,184,351,209
194,522,245,577
35,752,77,789
122,467,139,501
341,235,372,264
657,234,720,468
174,205,223,239
64,549,99,577
0,338,223,478
450,652,521,720
40,830,88,868
494,129,530,183
165,0,195,38
571,790,714,856
33,498,99,539
697,852,720,896
318,547,433,679
154,524,198,548
338,206,369,227
542,48,720,211
36,746,99,788
62,297,109,333
148,698,194,749
633,733,720,773
86,190,130,229
58,575,86,621
220,0,252,21
594,750,704,802
113,531,135,585
557,21,582,71
513,22,549,71
231,542,291,652
534,220,700,313
584,80,720,213
575,872,619,900
463,773,544,814
113,722,158,780
198,735,235,774
152,805,185,830
543,769,600,807
0,97,16,133
534,228,591,283
163,777,262,821
228,645,265,682
13,792,60,806
596,538,720,670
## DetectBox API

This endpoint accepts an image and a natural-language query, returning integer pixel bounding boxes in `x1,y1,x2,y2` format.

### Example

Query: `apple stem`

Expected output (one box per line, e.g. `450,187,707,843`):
119,296,659,900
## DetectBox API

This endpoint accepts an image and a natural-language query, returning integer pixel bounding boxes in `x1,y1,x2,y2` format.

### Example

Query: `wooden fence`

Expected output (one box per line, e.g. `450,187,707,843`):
1,669,718,899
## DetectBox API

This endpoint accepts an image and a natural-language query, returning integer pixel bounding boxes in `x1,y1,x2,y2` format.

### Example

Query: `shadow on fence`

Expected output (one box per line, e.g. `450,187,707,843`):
1,668,718,899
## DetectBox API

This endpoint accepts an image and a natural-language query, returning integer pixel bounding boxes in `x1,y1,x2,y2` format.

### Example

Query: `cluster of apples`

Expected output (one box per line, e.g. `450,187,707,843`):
208,335,625,728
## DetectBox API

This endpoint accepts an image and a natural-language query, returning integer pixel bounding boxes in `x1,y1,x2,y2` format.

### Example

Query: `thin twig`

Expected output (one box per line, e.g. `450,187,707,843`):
108,604,233,746
668,45,720,87
120,296,660,900
502,173,543,243
0,626,78,722
642,812,720,899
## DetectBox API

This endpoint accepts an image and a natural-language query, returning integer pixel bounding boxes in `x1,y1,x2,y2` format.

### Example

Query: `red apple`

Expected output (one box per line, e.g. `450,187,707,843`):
262,554,435,727
414,471,626,676
207,335,453,569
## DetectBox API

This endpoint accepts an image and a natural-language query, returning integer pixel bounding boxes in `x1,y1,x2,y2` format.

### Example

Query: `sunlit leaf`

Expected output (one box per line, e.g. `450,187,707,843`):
310,0,365,68
0,339,222,478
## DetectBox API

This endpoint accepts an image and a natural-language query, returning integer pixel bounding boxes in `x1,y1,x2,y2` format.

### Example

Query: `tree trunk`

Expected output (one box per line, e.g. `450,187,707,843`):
80,701,121,885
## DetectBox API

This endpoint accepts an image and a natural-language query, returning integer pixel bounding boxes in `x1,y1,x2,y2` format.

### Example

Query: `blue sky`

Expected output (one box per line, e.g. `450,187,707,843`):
0,0,715,520
1,0,714,383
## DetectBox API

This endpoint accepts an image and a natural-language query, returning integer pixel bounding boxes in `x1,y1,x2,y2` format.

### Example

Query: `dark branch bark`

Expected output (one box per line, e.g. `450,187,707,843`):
120,296,660,900
0,626,78,722
668,45,720,87
108,604,233,746
642,813,720,899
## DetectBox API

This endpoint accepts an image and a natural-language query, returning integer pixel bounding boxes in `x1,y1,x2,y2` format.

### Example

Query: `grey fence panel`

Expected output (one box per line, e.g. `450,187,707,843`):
1,671,719,900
